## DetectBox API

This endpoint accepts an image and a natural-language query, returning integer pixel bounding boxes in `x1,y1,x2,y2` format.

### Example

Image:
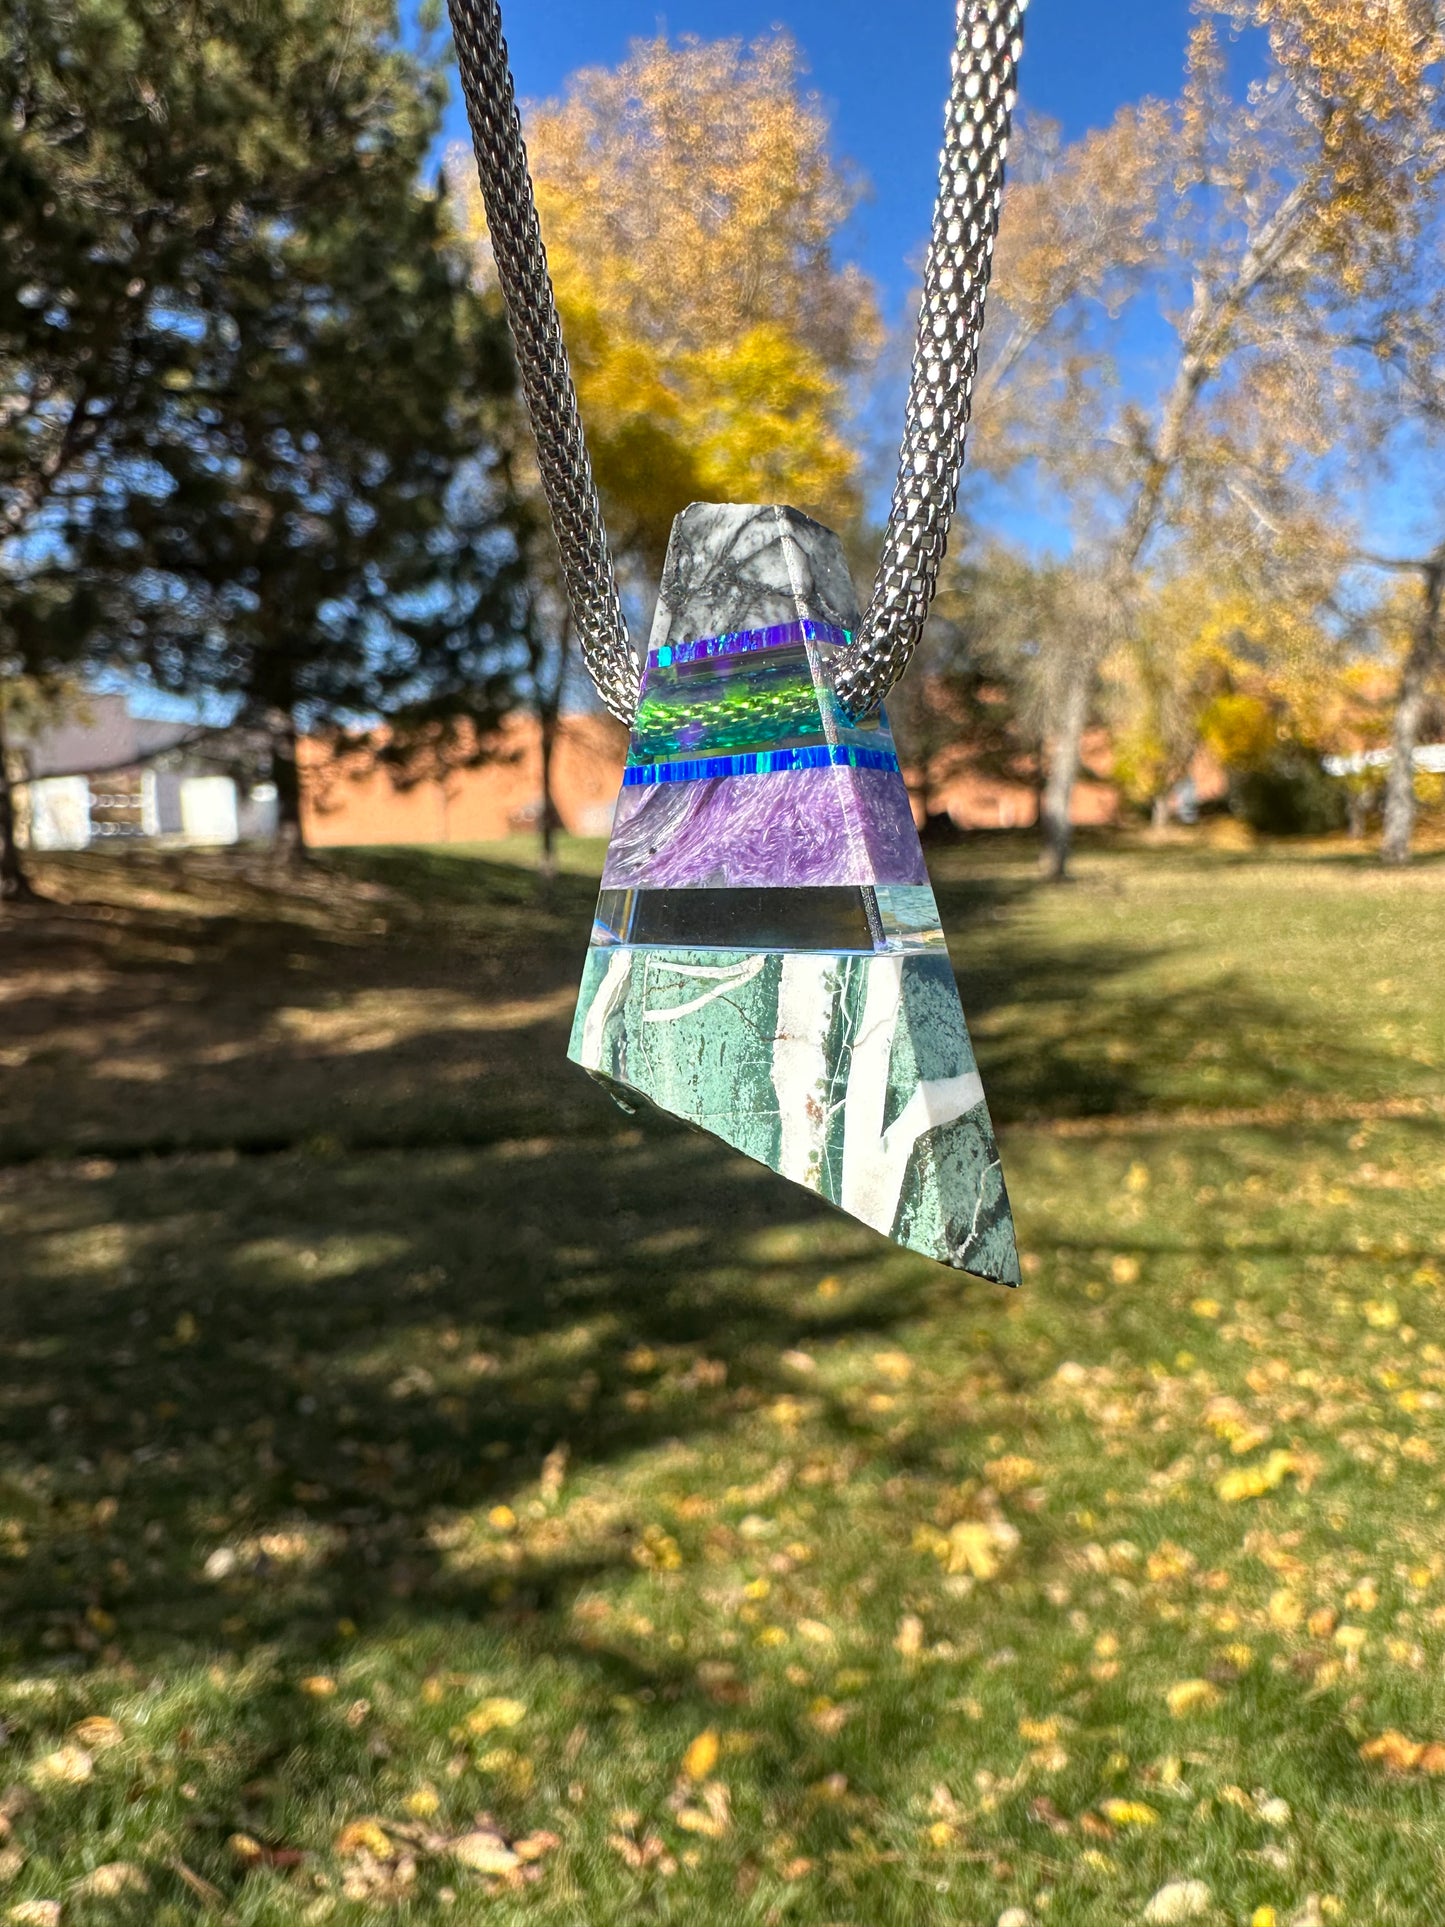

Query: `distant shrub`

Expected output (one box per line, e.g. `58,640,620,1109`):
1232,752,1347,835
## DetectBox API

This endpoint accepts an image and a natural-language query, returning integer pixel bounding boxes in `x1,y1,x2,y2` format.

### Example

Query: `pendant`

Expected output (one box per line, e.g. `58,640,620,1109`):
569,504,1019,1284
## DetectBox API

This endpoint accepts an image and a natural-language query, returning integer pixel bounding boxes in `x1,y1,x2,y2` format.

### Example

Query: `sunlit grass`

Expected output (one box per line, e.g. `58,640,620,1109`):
0,838,1441,1923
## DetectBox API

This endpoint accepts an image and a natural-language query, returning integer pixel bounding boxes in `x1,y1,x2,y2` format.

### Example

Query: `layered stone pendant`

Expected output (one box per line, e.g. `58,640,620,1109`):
569,504,1019,1284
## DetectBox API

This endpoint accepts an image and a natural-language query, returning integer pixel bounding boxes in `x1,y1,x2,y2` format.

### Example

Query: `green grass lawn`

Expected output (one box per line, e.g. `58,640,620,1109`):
0,835,1442,1926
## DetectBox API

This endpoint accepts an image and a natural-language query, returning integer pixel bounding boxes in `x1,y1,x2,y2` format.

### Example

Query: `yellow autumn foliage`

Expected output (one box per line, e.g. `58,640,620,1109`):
1100,1798,1160,1828
1209,0,1445,259
1166,1677,1223,1717
464,1696,527,1736
1216,1449,1298,1503
453,32,880,565
681,1727,720,1782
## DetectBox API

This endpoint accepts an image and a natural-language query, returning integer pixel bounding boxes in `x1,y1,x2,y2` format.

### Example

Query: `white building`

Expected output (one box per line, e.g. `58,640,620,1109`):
13,695,277,851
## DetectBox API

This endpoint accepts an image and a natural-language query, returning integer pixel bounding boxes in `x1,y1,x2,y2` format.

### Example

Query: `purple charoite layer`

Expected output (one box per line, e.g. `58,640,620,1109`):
601,764,927,890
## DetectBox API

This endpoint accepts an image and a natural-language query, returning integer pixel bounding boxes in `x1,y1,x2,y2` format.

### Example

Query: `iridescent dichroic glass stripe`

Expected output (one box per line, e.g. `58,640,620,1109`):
649,618,850,670
621,742,900,787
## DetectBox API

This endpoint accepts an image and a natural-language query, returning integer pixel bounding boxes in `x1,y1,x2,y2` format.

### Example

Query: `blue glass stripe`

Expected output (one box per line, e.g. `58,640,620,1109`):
622,743,899,787
650,617,851,670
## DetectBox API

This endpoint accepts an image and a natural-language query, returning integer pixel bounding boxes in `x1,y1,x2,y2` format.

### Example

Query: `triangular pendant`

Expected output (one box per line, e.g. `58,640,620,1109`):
569,504,1019,1284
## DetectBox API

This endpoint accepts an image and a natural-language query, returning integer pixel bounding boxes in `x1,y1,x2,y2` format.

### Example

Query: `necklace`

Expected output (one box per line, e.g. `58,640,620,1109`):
448,0,1025,1283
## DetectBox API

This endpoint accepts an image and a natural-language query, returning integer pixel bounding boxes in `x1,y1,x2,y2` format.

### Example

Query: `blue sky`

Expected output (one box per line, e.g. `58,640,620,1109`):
448,0,1196,324
441,0,1214,558
447,1,1438,568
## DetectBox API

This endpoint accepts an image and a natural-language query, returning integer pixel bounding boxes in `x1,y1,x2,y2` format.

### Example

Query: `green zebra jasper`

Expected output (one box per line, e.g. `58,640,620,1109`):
570,945,1019,1282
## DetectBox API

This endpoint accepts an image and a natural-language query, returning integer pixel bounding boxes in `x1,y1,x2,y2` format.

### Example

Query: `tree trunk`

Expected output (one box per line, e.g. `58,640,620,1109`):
1381,560,1443,867
537,703,561,880
268,705,307,867
534,616,573,881
1150,791,1170,833
0,698,37,905
1039,660,1090,881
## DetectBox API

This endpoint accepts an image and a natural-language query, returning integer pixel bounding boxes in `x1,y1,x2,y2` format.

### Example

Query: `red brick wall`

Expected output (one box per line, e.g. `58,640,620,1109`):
300,712,1151,849
299,714,628,847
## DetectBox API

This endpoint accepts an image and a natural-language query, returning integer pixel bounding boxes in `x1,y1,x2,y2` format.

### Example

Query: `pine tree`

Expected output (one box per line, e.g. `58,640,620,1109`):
2,0,527,883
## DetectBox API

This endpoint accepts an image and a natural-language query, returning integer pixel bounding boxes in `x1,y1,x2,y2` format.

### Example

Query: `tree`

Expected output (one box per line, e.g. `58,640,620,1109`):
448,30,882,860
1,0,522,881
90,180,525,861
1107,562,1350,825
972,1,1444,877
1,0,230,897
1340,160,1445,861
1363,542,1445,862
900,547,1091,831
453,29,881,577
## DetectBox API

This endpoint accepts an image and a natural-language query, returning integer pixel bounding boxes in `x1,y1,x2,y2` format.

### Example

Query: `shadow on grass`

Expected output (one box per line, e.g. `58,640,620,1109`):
7,842,1393,1163
0,844,1429,1912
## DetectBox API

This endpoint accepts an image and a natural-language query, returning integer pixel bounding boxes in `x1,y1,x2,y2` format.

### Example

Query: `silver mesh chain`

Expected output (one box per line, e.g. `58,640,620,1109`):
835,1,1025,718
447,0,639,723
446,0,1025,722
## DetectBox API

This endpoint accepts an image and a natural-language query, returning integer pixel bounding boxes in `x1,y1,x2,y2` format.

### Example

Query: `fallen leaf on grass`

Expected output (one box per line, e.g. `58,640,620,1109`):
1216,1451,1299,1503
72,1863,148,1899
1144,1879,1212,1923
1166,1679,1223,1717
913,1518,1021,1580
1018,1717,1059,1744
607,1828,676,1875
1359,1730,1445,1775
8,1903,60,1926
335,1820,394,1861
168,1858,225,1909
807,1698,850,1736
298,1675,336,1699
675,1785,730,1839
633,1526,683,1571
539,1442,569,1501
984,1456,1039,1494
1028,1795,1073,1835
464,1698,527,1738
67,1718,122,1752
1099,1799,1159,1828
229,1833,306,1871
451,1830,519,1875
895,1614,925,1658
30,1748,92,1787
341,1849,415,1903
681,1729,719,1782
